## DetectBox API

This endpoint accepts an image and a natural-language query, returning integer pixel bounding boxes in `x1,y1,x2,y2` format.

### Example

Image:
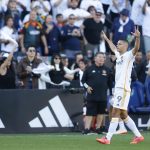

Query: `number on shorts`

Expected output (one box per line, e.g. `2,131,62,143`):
117,96,122,106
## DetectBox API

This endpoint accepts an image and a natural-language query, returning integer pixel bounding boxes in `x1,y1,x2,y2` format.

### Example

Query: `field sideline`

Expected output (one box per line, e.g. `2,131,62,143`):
0,132,149,150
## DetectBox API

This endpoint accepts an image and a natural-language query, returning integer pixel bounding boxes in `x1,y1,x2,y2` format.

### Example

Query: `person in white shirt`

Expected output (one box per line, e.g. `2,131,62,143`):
109,0,129,21
80,0,104,14
62,0,91,27
96,27,144,144
0,30,18,53
51,0,69,21
131,0,145,27
0,0,9,12
1,16,18,52
142,0,150,53
131,0,145,53
30,0,51,17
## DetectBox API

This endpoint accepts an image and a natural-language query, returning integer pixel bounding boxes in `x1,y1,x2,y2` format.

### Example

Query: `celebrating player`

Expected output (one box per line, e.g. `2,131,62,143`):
96,27,144,144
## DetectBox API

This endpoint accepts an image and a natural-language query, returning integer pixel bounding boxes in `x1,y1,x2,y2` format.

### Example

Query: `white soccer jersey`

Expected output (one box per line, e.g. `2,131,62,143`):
114,50,134,91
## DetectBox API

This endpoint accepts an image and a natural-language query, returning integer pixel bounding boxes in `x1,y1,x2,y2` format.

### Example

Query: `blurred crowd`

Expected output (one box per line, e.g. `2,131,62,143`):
0,0,150,90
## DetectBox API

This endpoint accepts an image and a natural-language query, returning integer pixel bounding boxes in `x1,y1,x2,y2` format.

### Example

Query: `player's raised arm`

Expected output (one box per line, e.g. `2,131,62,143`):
131,26,140,56
102,31,117,54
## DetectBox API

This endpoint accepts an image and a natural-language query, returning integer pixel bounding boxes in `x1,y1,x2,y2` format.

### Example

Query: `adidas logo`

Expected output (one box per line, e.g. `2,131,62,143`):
0,118,5,128
29,95,74,128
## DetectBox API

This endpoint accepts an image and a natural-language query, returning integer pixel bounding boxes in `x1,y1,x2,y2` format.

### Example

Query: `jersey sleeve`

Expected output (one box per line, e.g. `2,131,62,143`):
126,50,135,60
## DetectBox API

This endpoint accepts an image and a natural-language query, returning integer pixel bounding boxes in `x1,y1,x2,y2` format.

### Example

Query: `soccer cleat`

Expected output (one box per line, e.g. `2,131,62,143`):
130,136,144,144
115,129,128,135
96,137,110,144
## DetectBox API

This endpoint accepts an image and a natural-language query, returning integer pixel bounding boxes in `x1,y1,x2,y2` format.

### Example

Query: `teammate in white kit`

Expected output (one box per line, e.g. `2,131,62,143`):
96,27,144,144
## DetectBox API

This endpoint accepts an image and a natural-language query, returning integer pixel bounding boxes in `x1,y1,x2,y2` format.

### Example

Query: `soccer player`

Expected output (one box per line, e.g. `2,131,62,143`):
96,27,144,144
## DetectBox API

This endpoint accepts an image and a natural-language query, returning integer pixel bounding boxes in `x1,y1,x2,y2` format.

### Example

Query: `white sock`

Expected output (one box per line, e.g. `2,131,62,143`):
106,118,119,141
118,120,127,130
124,116,141,137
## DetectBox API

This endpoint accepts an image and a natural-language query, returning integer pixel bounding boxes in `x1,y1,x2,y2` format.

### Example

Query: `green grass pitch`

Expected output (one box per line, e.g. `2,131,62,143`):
0,132,149,150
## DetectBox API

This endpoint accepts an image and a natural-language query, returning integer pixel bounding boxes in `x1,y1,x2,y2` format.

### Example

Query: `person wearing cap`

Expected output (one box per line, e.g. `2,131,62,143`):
110,8,135,46
109,0,130,22
81,9,104,55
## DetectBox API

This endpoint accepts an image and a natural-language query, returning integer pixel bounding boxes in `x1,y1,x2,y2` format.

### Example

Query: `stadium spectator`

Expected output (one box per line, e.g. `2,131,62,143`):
51,0,69,21
96,28,144,144
72,59,87,88
0,50,16,89
81,52,113,134
131,0,145,53
134,51,147,84
80,0,104,14
47,54,74,88
109,0,130,22
43,14,61,56
62,0,91,27
61,55,70,67
145,50,150,73
110,9,135,46
5,0,22,30
30,0,51,17
17,46,42,89
0,29,18,53
142,0,150,53
55,13,65,31
1,16,18,53
87,6,97,17
20,10,48,55
61,14,82,62
81,9,104,55
70,52,84,70
0,0,9,28
101,0,111,14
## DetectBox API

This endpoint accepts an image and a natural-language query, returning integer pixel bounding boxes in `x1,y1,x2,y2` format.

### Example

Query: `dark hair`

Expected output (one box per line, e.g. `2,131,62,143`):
56,14,63,18
87,5,96,12
4,15,13,26
78,59,87,65
75,52,83,58
26,45,36,50
51,54,64,70
94,52,105,57
69,14,75,18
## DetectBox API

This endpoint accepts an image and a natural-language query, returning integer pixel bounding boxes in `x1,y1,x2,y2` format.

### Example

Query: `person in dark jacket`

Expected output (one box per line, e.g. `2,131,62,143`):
81,52,113,134
17,46,42,89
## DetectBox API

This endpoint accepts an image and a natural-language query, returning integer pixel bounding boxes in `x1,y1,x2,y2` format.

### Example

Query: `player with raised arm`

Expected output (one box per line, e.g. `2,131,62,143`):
96,27,144,144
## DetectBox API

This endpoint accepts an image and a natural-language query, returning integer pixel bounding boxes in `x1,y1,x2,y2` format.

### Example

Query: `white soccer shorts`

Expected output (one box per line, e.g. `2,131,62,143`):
113,88,131,110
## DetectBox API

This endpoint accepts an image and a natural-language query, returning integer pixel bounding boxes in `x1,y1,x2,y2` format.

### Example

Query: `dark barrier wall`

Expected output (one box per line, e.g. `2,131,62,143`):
0,89,150,133
0,89,83,133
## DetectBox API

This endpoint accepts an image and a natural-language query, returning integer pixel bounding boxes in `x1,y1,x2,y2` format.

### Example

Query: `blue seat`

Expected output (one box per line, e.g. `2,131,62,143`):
145,76,150,106
128,81,150,113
